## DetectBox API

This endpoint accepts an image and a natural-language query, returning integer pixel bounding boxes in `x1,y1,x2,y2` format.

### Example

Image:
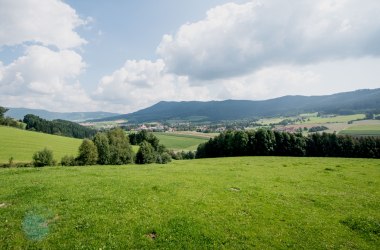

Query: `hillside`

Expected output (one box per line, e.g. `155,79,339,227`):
0,126,82,163
5,108,120,122
93,88,380,123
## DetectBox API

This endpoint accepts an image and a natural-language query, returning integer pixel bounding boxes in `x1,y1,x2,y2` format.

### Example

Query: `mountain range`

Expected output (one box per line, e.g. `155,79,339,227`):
91,88,380,123
5,108,120,122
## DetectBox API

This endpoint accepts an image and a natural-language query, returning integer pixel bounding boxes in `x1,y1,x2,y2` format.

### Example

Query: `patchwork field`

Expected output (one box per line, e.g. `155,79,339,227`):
0,126,82,163
153,132,209,151
0,157,379,249
339,124,380,136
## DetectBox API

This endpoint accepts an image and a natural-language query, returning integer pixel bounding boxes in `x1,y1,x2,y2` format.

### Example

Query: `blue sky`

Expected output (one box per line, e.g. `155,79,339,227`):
0,0,379,113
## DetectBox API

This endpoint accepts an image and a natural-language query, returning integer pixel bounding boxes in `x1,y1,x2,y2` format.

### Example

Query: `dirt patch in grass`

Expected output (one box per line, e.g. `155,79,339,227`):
230,187,241,192
146,231,157,240
0,203,8,208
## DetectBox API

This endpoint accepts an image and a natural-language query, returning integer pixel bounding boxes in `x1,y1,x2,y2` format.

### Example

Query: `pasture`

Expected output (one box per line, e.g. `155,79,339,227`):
0,126,82,163
0,157,379,249
153,132,209,151
339,124,380,136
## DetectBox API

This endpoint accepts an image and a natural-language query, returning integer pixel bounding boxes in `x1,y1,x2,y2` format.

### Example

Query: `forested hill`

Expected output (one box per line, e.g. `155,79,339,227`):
6,108,120,122
93,88,380,123
23,114,97,139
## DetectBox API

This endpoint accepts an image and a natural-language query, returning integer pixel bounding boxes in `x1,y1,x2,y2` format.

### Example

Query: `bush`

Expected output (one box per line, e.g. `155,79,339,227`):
61,155,77,166
32,148,55,167
77,139,98,166
136,141,156,164
156,152,172,164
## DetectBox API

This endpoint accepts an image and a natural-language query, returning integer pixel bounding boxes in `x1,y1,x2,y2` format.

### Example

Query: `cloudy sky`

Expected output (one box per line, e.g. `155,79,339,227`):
0,0,379,113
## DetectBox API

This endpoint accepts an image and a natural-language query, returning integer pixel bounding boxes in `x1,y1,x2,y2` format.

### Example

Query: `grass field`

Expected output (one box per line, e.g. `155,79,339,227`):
0,126,82,163
154,132,209,151
0,157,379,249
339,124,380,136
299,114,365,124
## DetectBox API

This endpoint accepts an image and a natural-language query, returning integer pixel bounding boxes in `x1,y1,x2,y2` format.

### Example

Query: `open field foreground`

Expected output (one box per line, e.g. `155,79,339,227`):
0,157,379,249
0,126,82,163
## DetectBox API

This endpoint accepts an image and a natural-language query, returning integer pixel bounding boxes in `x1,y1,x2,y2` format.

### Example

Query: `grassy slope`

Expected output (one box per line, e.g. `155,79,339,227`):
154,132,208,151
0,157,379,249
339,124,380,136
0,126,82,163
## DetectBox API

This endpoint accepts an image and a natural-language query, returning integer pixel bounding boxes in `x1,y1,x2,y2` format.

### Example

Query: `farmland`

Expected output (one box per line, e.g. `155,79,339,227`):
0,126,82,163
0,157,379,249
339,124,380,136
153,132,210,151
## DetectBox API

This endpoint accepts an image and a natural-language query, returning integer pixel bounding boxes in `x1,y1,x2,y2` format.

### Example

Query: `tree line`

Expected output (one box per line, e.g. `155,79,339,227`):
23,114,96,139
196,129,380,159
0,107,24,129
58,129,171,167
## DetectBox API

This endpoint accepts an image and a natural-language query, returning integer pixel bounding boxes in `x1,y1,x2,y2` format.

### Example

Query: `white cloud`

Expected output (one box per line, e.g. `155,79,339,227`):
93,60,212,113
0,45,96,111
157,0,380,80
0,0,86,49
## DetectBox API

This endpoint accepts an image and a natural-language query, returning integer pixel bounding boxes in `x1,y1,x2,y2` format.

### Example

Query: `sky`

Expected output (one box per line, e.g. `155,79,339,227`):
0,0,379,113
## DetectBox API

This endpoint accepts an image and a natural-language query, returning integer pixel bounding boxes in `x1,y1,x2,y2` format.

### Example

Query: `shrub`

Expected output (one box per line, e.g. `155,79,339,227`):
157,152,172,164
32,148,55,167
136,141,156,164
61,155,77,166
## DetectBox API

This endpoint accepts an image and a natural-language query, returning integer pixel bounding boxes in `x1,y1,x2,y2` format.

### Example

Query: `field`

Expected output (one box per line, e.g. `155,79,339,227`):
0,126,82,163
0,157,379,249
153,132,210,151
297,114,365,124
339,124,380,136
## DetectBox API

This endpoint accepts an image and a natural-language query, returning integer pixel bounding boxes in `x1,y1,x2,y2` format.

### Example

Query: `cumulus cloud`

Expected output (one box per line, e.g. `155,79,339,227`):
0,0,86,49
0,45,96,111
157,0,380,80
93,60,212,113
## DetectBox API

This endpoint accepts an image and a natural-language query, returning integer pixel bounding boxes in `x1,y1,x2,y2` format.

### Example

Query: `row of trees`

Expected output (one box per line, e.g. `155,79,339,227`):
60,129,171,166
196,129,380,159
23,114,96,139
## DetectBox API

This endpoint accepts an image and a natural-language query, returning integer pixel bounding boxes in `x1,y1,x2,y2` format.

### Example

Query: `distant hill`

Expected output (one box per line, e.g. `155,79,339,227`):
92,88,380,123
5,108,120,122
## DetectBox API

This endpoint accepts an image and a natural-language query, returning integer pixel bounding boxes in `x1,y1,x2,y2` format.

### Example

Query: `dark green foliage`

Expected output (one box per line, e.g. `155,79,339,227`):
170,150,196,160
77,139,98,166
93,132,110,165
196,130,380,159
60,155,77,166
136,141,156,164
23,114,96,139
308,126,329,132
32,148,55,167
157,152,172,164
107,128,134,164
0,106,8,119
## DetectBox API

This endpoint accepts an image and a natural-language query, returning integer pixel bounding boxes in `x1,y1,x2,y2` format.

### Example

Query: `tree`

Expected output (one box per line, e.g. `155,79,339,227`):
107,128,134,164
136,141,156,164
61,155,76,166
93,132,110,165
77,139,98,165
0,106,9,119
33,148,55,167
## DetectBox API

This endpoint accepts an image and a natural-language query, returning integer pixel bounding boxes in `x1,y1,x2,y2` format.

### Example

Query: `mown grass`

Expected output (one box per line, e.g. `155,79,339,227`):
154,132,208,151
339,125,380,136
0,157,379,249
0,126,82,163
300,114,365,124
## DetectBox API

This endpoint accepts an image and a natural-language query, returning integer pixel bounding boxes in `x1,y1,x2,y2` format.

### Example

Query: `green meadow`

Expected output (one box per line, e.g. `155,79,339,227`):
0,157,379,249
0,126,82,163
153,132,208,151
339,124,380,136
